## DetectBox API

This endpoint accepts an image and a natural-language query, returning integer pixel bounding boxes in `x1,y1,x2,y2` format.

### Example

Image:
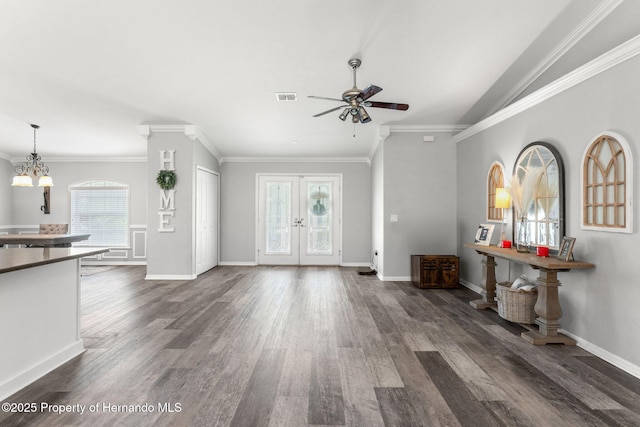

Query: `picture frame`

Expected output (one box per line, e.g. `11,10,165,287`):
474,223,495,246
557,236,576,261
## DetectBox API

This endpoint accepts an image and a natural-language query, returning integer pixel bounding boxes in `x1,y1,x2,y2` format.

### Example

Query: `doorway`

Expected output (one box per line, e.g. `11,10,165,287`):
257,174,341,265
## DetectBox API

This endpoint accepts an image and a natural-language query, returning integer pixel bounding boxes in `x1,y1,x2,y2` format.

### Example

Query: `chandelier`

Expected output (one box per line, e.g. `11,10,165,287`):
11,124,54,187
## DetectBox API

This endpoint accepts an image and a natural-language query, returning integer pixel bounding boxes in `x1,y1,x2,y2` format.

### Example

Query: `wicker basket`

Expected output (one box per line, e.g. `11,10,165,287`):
495,282,538,324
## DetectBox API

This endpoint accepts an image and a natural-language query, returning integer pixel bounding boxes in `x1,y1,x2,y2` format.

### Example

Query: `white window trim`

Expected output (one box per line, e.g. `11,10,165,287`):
69,180,131,247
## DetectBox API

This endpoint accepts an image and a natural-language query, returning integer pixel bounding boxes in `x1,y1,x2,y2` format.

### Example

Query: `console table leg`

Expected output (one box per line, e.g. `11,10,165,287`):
470,254,498,310
521,269,576,345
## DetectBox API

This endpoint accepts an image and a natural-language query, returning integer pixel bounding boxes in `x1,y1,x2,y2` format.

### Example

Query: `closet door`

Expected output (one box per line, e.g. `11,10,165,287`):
196,168,218,275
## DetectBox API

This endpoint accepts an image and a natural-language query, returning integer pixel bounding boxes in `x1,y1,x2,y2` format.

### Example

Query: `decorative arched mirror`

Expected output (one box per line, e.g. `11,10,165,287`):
511,142,565,252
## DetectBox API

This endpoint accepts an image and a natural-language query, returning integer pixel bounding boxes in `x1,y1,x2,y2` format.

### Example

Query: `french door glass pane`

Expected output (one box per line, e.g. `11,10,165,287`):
307,182,332,255
266,182,291,254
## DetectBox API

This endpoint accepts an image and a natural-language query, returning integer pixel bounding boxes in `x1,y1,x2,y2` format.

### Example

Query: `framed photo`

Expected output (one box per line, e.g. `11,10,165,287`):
557,237,576,261
474,224,495,246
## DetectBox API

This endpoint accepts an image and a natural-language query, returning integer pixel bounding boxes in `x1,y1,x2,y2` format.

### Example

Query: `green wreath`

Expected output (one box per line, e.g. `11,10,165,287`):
156,170,177,190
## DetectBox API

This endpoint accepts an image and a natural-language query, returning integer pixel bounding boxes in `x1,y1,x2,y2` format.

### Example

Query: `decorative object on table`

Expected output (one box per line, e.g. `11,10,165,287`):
156,170,177,190
501,240,512,248
557,236,576,261
495,187,511,246
536,246,549,257
510,166,542,252
496,281,538,324
474,223,495,246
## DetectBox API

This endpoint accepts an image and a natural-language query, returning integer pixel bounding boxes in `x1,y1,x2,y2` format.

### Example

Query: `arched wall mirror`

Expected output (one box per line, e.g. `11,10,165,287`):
511,142,565,251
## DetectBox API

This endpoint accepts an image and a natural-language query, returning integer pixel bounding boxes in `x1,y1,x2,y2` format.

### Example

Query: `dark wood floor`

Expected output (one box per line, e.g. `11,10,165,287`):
2,266,640,426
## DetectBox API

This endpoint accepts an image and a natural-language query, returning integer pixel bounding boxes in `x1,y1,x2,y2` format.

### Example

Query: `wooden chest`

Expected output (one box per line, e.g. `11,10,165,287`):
411,255,460,289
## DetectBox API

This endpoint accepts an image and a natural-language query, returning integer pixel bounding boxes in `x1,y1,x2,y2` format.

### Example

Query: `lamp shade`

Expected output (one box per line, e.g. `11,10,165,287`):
12,174,33,187
38,175,54,187
495,188,511,209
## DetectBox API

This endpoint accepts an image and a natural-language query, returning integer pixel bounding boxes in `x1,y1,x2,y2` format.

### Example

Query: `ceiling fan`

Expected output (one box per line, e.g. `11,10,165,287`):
308,58,409,123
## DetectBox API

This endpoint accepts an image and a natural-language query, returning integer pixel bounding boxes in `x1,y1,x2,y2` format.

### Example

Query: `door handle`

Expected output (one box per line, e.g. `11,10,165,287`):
299,218,305,227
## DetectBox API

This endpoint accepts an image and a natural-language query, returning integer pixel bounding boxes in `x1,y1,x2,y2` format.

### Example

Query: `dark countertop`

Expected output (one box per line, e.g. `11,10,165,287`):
0,247,110,274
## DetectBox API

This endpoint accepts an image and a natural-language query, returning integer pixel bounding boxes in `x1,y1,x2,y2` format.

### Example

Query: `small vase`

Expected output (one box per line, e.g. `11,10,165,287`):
516,217,530,253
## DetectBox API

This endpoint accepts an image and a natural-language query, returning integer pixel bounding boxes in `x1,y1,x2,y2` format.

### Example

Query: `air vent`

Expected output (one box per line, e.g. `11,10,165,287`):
275,92,297,101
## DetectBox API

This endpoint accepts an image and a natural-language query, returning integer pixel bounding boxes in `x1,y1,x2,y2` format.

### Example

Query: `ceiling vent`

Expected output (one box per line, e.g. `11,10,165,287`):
275,92,297,101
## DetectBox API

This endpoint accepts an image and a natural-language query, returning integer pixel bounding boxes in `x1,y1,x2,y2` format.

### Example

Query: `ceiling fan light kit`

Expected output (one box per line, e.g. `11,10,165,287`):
309,58,409,124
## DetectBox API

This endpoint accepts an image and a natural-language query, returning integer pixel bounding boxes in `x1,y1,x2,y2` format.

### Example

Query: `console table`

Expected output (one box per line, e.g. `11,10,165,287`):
464,243,594,346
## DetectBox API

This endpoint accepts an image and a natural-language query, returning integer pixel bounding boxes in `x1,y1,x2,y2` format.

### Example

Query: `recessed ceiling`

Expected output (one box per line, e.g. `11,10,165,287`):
0,0,607,161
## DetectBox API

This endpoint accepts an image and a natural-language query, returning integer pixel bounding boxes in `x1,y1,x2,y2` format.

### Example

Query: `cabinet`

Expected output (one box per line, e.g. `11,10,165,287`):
411,255,459,289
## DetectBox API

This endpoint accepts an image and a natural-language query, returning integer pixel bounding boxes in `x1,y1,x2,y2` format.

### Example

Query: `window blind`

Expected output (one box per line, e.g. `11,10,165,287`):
70,185,129,247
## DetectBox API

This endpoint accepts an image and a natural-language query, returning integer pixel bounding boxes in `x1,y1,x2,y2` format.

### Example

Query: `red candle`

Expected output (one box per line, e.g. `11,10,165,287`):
536,246,549,257
501,240,512,248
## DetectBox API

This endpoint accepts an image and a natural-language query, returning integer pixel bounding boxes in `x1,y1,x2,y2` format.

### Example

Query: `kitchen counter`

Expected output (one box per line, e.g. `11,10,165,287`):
0,247,109,401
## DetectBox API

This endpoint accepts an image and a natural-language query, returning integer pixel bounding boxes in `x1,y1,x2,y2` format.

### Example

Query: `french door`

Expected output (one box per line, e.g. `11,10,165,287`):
257,175,341,265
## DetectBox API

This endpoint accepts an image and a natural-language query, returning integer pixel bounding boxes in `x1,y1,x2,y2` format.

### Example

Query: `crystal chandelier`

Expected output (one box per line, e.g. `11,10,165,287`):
11,124,54,187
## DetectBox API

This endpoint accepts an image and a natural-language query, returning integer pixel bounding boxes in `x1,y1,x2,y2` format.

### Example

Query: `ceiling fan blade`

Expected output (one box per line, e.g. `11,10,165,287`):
359,85,383,101
313,105,348,117
308,95,344,102
367,101,409,111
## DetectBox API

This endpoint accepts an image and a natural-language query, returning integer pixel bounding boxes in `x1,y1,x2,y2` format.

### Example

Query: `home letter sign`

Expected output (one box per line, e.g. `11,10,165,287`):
158,150,176,232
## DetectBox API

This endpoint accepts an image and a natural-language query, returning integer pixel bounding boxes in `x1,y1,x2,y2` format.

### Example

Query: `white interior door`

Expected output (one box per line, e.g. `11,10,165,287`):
258,175,341,265
196,168,218,275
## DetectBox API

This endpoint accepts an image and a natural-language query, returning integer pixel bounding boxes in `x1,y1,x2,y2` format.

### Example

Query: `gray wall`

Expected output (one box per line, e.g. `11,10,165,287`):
146,132,219,277
6,159,148,262
456,51,640,369
219,161,371,264
0,159,13,225
373,132,458,278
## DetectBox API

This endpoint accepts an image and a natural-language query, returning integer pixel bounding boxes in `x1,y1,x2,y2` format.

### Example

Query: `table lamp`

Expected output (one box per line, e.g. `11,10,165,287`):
495,188,511,247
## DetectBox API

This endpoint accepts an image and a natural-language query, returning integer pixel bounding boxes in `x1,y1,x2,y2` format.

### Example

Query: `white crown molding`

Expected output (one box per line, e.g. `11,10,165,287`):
220,156,370,164
489,0,623,115
184,125,222,161
39,157,147,163
367,125,391,160
0,152,11,162
388,124,470,133
137,124,221,162
452,33,640,144
137,124,191,138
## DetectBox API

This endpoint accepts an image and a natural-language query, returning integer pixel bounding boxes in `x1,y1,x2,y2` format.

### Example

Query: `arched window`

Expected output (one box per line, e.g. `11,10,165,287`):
582,132,633,233
487,162,505,222
69,180,130,246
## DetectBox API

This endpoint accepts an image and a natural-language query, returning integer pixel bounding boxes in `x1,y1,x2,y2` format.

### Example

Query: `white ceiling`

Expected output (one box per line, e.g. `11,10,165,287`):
0,0,602,161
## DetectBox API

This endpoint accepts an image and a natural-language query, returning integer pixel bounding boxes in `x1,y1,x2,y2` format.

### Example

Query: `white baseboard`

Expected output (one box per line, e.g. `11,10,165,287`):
560,329,640,380
145,274,196,280
377,275,411,282
218,261,258,266
461,278,640,380
340,262,371,267
81,261,146,266
460,278,484,295
0,341,85,401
